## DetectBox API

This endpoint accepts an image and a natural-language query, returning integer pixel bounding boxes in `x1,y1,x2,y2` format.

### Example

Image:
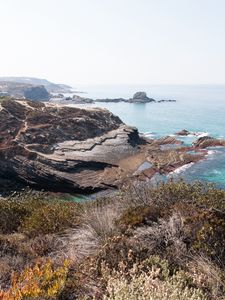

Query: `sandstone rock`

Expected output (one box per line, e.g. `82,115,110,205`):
193,136,225,148
154,136,183,145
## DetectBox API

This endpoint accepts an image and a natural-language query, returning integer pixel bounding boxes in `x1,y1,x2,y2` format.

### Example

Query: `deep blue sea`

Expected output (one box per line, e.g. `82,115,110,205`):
72,84,225,188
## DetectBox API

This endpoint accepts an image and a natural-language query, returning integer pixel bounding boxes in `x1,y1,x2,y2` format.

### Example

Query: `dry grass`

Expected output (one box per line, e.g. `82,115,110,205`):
133,213,187,260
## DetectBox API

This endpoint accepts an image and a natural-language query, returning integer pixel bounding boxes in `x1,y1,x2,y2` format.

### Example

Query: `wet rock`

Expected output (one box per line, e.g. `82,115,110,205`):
158,99,176,103
176,129,190,136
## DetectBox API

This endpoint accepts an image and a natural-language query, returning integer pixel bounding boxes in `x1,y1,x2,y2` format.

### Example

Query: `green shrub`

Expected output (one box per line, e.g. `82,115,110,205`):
21,201,81,237
0,191,81,237
0,200,32,234
117,205,162,230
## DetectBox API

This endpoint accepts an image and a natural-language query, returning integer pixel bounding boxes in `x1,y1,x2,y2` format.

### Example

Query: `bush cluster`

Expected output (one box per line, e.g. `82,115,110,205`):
0,180,225,299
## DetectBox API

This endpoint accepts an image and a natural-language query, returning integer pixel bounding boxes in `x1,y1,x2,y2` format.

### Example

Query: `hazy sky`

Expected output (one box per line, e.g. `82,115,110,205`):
1,0,225,85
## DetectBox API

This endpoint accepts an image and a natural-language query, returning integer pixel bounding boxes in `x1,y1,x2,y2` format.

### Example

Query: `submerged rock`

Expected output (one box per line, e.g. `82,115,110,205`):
158,99,176,103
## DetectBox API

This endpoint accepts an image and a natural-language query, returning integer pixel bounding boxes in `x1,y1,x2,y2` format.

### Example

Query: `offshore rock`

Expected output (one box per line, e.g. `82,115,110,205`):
176,129,190,136
128,91,156,103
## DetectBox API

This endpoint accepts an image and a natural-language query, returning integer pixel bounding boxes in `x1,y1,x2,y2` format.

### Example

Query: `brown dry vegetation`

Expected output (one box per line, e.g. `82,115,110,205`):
0,179,225,299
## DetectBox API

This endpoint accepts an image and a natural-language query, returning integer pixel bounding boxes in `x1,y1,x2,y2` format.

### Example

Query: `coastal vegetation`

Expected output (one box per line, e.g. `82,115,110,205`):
0,179,224,299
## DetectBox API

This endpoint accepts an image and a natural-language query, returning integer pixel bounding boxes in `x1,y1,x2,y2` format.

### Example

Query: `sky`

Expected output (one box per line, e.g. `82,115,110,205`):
0,0,225,86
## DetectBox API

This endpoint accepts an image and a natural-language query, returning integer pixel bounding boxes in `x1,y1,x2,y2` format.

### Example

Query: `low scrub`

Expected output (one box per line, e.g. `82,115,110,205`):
0,194,81,236
0,180,225,299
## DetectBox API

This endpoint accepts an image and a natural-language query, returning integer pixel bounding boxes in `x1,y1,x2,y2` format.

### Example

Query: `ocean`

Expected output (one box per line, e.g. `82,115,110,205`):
71,84,225,189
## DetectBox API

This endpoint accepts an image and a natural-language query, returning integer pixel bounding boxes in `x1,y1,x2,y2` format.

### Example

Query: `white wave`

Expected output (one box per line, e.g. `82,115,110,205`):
195,132,209,138
142,132,156,138
178,132,209,138
212,169,222,175
207,150,217,156
169,162,195,175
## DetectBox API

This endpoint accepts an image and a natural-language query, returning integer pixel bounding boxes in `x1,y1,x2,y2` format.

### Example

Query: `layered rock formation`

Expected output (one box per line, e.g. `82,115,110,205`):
0,99,143,192
193,136,225,148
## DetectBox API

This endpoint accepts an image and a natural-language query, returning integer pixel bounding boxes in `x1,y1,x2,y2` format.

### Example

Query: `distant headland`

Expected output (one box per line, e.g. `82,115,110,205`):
0,77,72,101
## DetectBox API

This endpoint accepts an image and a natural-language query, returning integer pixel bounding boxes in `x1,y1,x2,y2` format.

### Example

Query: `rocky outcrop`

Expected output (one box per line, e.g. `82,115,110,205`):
24,86,50,101
193,136,225,148
71,95,94,104
0,99,143,193
128,92,156,103
52,95,94,104
176,129,190,136
94,92,155,103
154,136,183,145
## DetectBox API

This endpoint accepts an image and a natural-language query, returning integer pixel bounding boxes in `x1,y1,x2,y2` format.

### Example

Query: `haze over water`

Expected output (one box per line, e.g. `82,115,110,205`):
73,84,225,188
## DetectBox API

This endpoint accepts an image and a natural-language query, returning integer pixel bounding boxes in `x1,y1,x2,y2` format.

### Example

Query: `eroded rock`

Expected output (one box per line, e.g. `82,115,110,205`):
193,136,225,148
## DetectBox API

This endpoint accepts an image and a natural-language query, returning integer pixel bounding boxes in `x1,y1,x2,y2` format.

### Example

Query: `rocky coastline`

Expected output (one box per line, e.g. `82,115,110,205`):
0,98,224,196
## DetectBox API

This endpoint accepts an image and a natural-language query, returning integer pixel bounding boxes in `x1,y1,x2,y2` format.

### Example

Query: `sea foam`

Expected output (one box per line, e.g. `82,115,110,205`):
169,162,195,175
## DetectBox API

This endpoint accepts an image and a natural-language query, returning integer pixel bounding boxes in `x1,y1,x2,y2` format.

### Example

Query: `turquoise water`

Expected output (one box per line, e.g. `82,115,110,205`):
73,84,225,188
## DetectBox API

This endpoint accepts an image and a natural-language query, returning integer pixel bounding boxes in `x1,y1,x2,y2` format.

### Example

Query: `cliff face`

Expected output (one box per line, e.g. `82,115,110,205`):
0,99,142,192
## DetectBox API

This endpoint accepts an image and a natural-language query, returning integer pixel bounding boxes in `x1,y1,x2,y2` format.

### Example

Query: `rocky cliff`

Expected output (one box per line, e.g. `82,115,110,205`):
0,99,143,192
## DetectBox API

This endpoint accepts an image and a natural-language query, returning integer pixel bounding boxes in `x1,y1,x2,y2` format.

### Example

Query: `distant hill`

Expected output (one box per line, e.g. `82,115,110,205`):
0,77,72,93
0,81,50,101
